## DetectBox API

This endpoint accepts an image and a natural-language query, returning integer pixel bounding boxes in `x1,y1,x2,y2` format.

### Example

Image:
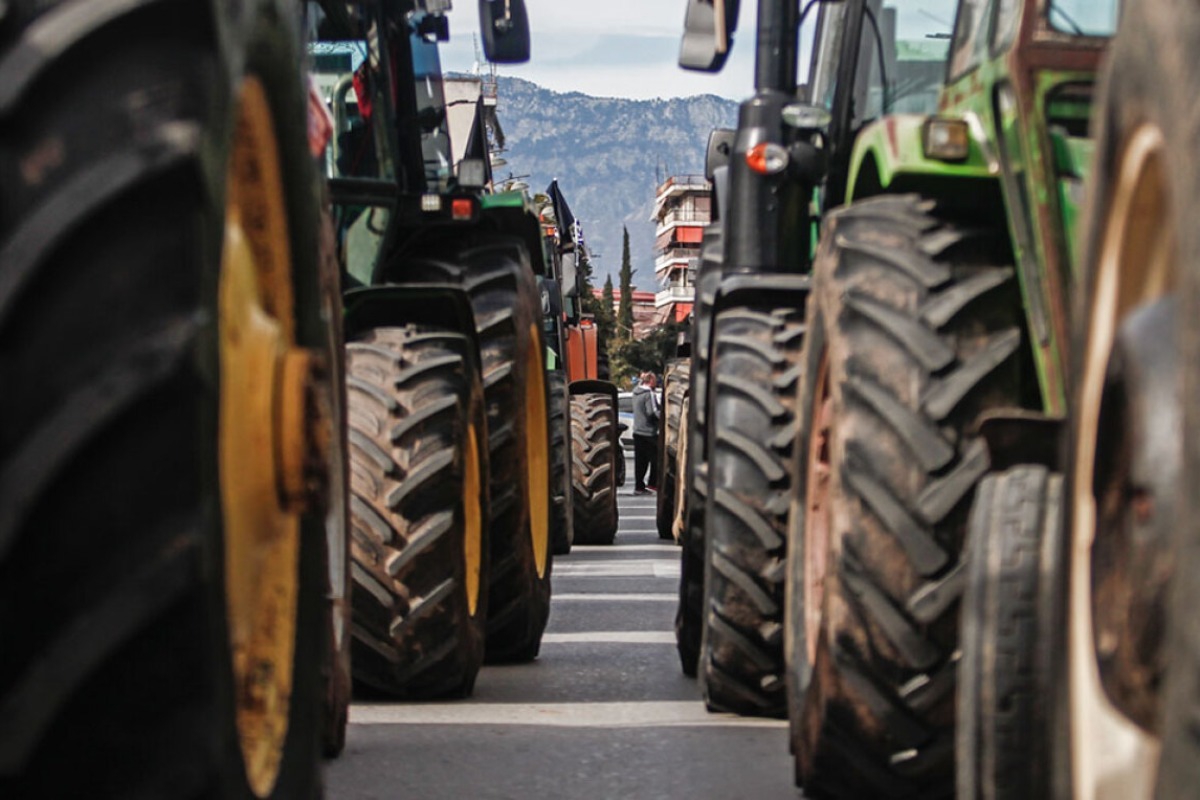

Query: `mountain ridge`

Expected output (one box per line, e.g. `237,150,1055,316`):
488,75,739,290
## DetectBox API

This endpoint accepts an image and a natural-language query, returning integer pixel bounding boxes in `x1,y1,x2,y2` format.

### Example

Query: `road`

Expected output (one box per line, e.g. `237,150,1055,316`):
326,459,798,799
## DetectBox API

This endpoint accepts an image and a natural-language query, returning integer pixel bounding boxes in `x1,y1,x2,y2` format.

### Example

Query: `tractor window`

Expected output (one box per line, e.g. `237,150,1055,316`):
1046,0,1118,37
993,0,1020,51
808,2,849,112
948,0,991,79
409,23,454,190
809,0,954,120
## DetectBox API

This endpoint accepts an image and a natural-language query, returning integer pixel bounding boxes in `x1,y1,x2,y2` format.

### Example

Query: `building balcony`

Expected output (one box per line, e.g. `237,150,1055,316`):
654,208,711,236
655,285,695,308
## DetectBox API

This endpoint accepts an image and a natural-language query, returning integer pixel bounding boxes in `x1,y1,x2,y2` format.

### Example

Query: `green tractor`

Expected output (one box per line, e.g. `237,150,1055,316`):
680,0,1132,796
0,0,346,796
309,0,554,701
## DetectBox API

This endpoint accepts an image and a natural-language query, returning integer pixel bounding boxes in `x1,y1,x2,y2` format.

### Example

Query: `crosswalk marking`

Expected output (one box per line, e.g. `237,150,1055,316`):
351,701,787,729
554,561,680,578
542,631,674,644
552,593,676,602
570,543,678,553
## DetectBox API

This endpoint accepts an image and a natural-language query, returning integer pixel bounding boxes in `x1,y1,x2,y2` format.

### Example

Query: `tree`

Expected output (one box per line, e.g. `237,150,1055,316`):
598,274,616,347
617,226,634,343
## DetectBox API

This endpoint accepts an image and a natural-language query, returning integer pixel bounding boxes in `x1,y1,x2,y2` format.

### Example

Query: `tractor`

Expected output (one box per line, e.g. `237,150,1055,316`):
0,0,346,796
678,0,1125,797
309,0,554,705
673,0,959,726
540,181,622,549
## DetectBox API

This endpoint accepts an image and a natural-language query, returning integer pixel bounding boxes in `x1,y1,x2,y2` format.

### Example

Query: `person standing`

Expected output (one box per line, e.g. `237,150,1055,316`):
632,372,660,495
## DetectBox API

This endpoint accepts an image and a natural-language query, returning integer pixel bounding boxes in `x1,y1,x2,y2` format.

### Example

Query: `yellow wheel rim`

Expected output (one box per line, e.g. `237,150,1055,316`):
525,325,550,578
463,421,484,615
218,76,309,798
1070,123,1173,799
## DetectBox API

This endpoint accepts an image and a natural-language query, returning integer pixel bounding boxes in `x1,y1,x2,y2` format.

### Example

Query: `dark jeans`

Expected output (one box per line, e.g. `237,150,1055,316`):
633,433,658,491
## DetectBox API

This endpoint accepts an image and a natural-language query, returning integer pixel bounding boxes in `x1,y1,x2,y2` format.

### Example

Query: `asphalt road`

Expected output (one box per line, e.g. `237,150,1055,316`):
326,459,798,799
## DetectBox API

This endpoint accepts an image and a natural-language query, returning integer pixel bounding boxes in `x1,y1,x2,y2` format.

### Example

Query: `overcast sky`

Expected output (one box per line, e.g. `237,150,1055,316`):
439,1,760,100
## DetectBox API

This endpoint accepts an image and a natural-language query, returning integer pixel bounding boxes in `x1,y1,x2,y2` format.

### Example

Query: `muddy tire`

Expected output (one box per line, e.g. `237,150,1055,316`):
548,370,574,555
346,327,489,697
658,359,690,539
318,204,351,758
957,467,1062,800
571,392,619,546
1063,4,1200,793
406,237,551,663
676,225,723,677
0,4,330,797
699,307,805,717
794,196,1022,797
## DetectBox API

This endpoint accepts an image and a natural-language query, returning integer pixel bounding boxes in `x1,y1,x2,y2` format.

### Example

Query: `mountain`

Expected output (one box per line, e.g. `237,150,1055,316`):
491,76,738,290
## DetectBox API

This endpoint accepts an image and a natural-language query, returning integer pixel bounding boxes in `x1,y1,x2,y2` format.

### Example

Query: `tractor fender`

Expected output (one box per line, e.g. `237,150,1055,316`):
480,193,550,277
846,114,999,202
343,283,483,376
568,379,618,402
710,273,810,319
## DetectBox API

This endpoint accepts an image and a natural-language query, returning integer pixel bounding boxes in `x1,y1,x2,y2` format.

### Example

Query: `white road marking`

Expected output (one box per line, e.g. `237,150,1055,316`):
554,560,680,578
541,631,675,644
552,593,676,602
351,701,787,729
571,543,678,553
618,515,658,520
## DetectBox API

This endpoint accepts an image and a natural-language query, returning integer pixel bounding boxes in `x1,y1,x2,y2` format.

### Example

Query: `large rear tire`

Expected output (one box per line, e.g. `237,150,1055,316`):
676,225,722,676
699,306,805,717
407,237,551,663
1058,5,1194,793
793,196,1023,797
346,327,489,698
571,392,619,546
0,4,330,796
658,359,690,540
548,369,574,556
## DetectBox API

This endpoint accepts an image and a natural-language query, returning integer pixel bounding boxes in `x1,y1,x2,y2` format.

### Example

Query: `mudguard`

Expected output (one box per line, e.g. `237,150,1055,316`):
343,283,483,375
846,113,998,201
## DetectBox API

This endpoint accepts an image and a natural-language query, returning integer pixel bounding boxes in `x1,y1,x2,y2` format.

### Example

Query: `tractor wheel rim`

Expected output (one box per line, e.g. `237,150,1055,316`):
526,328,550,577
218,76,304,798
804,352,833,668
1070,122,1172,798
464,420,484,614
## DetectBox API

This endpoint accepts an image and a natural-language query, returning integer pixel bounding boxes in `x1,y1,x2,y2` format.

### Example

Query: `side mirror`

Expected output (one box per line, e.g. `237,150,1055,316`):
680,0,740,72
479,0,531,64
705,128,735,180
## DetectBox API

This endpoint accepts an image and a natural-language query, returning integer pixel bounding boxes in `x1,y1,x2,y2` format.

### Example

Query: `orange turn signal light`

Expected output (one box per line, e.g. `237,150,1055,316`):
746,142,790,176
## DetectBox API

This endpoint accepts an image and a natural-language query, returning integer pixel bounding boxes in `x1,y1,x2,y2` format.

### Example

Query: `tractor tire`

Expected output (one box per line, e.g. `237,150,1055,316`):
957,467,1062,800
794,195,1023,797
699,306,806,717
0,4,331,797
571,392,619,545
1155,7,1200,788
318,203,352,759
1049,5,1200,792
407,237,551,663
658,359,690,540
677,224,723,677
346,326,489,698
549,369,574,556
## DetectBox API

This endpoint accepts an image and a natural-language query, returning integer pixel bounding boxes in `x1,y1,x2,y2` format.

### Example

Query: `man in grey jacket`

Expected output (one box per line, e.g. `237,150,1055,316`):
632,372,660,495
